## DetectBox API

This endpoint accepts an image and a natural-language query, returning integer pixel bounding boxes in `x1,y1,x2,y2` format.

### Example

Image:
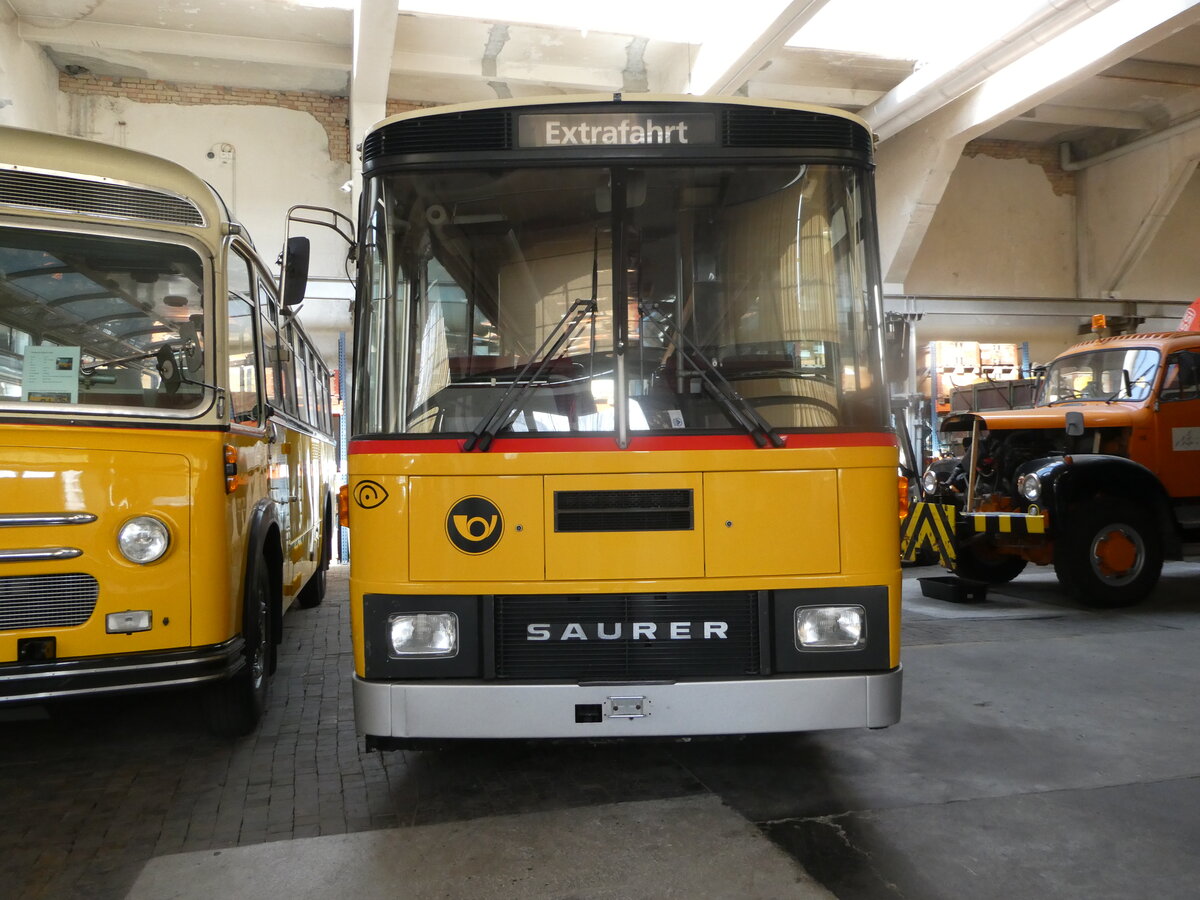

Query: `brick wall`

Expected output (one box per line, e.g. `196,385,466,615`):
57,73,426,163
963,138,1076,197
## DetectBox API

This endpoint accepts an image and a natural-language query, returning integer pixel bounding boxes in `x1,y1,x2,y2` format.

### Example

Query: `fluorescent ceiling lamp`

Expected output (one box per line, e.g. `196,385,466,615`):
788,0,1052,65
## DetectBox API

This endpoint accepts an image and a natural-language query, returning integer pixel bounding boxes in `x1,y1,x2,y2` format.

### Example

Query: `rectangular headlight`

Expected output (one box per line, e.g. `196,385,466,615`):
795,605,865,649
106,610,153,634
388,612,459,658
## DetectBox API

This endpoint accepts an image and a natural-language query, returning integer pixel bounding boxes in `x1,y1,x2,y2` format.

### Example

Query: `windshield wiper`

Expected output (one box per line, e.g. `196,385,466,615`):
80,340,195,376
463,297,598,451
637,302,785,448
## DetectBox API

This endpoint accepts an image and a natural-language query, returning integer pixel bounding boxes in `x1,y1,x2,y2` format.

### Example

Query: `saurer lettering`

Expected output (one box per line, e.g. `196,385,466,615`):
526,621,729,641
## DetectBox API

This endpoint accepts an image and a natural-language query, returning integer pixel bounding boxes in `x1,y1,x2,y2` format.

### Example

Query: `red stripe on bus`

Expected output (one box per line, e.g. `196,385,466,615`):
349,433,896,455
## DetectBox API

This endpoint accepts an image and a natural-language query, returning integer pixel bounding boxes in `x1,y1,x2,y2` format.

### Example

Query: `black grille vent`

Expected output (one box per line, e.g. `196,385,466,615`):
363,110,513,160
495,591,760,680
0,170,205,226
722,108,871,154
0,573,98,630
555,489,693,532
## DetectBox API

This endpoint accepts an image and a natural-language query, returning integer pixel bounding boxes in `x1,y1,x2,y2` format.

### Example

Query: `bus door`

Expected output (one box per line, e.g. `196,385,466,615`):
257,280,302,599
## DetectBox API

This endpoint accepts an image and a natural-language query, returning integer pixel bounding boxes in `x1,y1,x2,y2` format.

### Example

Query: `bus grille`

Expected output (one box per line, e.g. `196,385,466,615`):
363,110,513,159
0,170,205,227
554,489,693,532
722,108,872,154
494,591,760,680
0,573,99,631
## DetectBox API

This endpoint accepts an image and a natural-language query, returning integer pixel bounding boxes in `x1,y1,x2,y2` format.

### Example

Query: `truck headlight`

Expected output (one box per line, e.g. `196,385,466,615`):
117,516,170,564
1017,472,1042,502
795,606,865,649
388,612,458,658
921,469,940,494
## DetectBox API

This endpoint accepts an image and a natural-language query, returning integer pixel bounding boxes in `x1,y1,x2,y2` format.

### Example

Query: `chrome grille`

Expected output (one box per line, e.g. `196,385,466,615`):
0,573,99,630
0,169,205,227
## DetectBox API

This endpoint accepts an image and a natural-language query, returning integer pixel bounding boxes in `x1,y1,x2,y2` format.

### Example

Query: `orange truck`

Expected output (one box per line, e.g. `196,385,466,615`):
903,330,1200,607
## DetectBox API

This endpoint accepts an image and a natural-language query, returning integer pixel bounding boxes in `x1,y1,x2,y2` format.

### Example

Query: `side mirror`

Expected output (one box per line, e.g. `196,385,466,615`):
281,236,310,307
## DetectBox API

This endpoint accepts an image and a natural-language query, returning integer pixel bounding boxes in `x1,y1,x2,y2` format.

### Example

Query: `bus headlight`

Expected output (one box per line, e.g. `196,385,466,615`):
117,516,170,564
795,606,865,649
388,612,459,658
1017,472,1042,502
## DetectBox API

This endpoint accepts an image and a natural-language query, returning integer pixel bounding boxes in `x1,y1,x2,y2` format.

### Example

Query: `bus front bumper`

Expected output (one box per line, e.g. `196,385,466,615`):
354,666,902,742
0,637,245,705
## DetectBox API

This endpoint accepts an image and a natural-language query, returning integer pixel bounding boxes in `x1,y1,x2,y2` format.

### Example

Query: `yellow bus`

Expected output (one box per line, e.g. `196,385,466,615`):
347,95,901,748
0,126,337,735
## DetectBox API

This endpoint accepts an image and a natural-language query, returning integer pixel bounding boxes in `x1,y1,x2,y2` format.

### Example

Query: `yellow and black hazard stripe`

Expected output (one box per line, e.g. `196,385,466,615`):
901,501,957,568
961,512,1047,536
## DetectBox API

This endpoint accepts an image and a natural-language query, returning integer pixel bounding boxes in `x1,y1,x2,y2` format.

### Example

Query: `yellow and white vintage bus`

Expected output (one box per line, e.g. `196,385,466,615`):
347,95,902,748
0,126,337,735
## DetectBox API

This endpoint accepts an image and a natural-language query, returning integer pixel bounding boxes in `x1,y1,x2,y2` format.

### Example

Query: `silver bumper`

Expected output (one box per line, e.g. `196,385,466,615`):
354,667,902,739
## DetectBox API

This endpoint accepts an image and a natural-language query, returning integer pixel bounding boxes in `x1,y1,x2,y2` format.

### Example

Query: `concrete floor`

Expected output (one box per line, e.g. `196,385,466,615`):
2,559,1198,899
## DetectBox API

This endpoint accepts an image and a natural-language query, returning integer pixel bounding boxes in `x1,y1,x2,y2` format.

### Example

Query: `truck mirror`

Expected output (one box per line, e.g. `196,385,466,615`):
1064,410,1085,437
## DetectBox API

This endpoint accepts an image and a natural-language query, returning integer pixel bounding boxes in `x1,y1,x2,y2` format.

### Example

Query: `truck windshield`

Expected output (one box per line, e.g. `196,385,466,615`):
354,163,887,437
0,227,207,413
1037,346,1160,405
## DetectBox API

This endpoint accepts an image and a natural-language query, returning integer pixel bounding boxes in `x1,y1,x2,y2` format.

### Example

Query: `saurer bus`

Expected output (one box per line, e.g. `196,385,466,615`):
345,95,901,747
0,126,336,735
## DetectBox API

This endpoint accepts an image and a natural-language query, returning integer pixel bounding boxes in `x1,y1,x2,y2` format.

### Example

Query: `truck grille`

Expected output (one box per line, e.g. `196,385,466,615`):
494,591,760,680
0,573,99,630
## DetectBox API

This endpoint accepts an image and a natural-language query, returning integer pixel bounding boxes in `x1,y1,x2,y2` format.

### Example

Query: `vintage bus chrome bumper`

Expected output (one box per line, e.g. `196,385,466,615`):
354,666,902,741
0,637,246,705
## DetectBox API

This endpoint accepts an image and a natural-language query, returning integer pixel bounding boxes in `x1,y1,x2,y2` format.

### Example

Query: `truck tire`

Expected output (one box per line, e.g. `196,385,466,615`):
953,540,1028,584
202,560,272,736
1053,498,1163,608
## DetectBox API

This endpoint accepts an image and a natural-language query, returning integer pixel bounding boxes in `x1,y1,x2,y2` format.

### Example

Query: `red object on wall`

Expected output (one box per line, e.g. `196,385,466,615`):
1181,298,1200,332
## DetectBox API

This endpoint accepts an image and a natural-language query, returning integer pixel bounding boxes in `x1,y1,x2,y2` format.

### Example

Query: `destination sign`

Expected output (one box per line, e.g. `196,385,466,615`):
518,113,718,148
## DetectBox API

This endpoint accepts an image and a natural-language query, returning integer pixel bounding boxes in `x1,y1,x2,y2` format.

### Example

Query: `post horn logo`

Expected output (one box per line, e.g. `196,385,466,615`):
446,496,503,554
353,480,389,509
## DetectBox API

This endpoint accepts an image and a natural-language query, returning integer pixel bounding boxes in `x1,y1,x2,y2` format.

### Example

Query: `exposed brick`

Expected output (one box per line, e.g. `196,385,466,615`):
58,73,429,163
963,138,1077,197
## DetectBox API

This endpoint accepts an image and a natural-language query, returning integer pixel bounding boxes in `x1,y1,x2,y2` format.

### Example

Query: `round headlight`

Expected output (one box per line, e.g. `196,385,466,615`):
921,470,940,494
1018,472,1042,502
117,516,170,564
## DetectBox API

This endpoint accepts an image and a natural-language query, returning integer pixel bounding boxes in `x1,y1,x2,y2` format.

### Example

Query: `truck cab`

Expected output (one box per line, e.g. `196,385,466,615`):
905,331,1200,607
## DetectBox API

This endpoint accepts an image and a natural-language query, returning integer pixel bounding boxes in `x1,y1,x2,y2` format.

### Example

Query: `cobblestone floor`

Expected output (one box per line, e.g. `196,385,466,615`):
4,561,1198,900
0,567,705,899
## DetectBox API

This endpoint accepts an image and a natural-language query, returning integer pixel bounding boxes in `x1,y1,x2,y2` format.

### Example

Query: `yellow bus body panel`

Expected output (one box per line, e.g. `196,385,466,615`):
349,444,901,675
703,470,839,577
0,425,246,662
545,472,704,580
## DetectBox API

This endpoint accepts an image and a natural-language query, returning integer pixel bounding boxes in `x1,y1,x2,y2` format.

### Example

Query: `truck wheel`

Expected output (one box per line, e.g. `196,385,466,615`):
1053,499,1163,608
953,541,1028,584
203,560,272,736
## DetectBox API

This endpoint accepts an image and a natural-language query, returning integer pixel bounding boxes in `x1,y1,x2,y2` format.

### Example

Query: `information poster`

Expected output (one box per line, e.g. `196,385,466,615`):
22,346,80,403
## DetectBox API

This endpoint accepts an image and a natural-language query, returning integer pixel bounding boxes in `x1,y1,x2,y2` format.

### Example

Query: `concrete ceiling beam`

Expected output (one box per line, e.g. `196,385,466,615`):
1100,58,1200,87
687,0,832,95
874,0,1200,290
1018,104,1150,130
18,16,349,70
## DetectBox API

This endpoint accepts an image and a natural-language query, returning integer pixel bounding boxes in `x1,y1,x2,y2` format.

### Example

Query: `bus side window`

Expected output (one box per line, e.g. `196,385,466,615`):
227,250,261,424
257,283,295,417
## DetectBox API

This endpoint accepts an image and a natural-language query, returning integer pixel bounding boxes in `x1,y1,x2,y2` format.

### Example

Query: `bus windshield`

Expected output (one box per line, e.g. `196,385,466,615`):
355,163,886,438
0,227,207,413
1036,346,1161,405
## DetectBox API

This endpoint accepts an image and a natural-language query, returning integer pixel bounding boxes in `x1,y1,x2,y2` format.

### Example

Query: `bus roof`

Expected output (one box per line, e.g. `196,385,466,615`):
368,93,873,141
0,125,231,240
